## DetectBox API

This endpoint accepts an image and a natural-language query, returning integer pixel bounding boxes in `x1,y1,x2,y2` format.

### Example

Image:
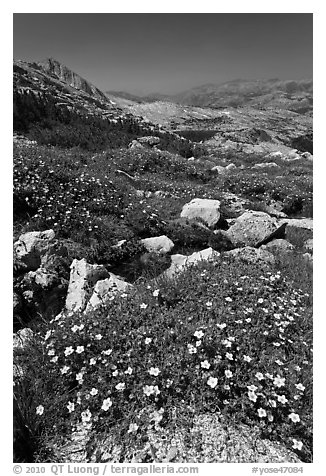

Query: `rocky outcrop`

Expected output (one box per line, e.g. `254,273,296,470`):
180,198,221,229
254,222,287,247
163,247,220,279
65,259,110,312
137,136,161,146
264,200,287,219
37,58,109,103
269,151,283,158
284,150,301,161
188,412,302,463
14,230,56,271
211,165,228,175
129,140,145,150
225,247,275,265
226,211,280,247
141,235,174,254
300,151,313,161
129,136,160,149
13,231,71,328
280,218,313,232
220,193,249,217
280,218,313,245
13,328,34,353
86,274,133,311
210,163,236,174
24,268,60,288
57,409,302,463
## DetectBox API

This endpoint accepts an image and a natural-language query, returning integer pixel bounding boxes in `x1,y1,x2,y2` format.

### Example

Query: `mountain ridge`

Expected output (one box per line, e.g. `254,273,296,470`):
108,78,313,115
14,57,110,104
171,78,313,113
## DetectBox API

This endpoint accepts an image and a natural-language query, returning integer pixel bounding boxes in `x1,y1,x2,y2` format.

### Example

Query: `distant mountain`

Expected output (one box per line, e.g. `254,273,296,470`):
170,79,313,114
107,78,313,115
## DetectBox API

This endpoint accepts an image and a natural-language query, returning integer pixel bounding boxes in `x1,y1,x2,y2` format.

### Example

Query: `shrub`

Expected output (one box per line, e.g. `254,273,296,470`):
88,239,145,267
124,207,166,239
15,259,312,462
163,219,211,252
282,196,313,218
14,338,66,462
291,134,313,154
282,196,304,217
162,219,233,254
14,88,203,158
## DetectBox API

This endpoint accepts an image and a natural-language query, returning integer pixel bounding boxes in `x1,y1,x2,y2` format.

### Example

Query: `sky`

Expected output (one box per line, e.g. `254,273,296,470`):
14,13,313,96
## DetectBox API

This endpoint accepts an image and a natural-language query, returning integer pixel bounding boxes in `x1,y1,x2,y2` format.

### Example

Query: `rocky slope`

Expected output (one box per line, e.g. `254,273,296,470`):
107,77,313,156
37,58,110,103
14,58,132,121
105,100,312,157
203,105,313,156
168,78,313,114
